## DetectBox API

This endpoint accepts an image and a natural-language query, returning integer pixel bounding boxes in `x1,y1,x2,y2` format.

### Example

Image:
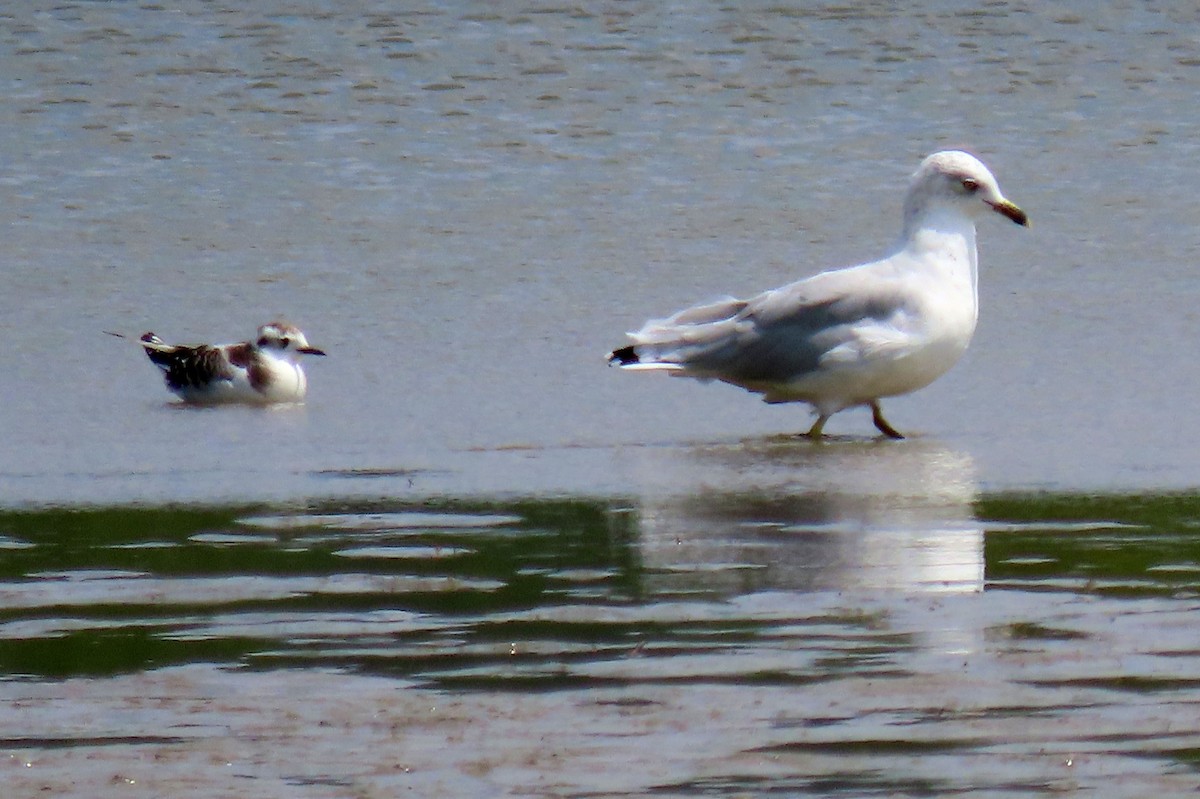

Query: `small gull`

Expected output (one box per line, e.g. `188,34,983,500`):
138,321,326,405
608,150,1028,438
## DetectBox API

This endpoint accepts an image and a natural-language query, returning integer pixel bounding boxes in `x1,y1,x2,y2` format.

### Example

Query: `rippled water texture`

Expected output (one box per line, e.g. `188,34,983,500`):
5,1,1200,796
4,492,1200,796
4,1,1200,502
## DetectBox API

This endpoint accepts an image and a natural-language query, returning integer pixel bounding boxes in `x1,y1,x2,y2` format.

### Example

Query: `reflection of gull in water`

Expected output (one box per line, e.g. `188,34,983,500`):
622,439,984,654
625,438,982,597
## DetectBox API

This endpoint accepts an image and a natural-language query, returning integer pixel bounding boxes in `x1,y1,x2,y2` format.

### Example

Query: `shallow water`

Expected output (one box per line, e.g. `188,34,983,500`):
4,492,1200,796
3,1,1200,503
4,1,1200,796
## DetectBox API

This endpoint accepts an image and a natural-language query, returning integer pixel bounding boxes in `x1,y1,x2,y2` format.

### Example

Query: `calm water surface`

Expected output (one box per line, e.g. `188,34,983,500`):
4,1,1200,796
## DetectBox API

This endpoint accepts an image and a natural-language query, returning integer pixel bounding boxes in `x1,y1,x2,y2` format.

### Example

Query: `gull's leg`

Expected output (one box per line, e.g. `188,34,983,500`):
804,414,830,439
871,401,905,440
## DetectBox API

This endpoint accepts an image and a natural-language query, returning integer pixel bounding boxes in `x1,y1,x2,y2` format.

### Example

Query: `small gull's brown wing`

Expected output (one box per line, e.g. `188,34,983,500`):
141,334,241,391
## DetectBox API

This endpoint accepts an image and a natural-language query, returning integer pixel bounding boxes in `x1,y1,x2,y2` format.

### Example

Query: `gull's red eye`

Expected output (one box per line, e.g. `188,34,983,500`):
961,178,980,192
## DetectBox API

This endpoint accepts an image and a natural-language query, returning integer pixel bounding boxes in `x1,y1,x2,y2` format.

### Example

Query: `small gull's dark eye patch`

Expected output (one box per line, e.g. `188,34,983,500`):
960,177,980,192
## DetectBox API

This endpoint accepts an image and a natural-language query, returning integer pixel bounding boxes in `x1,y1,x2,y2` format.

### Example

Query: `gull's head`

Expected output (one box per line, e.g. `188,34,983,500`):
905,150,1028,230
256,321,326,359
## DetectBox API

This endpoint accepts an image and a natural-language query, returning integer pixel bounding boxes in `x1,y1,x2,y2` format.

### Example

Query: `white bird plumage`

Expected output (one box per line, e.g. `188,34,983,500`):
608,150,1028,439
139,321,326,405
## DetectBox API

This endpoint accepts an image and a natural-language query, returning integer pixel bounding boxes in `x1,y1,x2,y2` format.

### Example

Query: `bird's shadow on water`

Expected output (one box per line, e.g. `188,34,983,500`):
680,429,958,477
750,431,922,446
158,401,308,412
464,428,925,454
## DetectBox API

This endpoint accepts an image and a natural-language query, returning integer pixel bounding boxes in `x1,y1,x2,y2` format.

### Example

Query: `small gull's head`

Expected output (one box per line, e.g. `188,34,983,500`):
255,321,326,358
905,150,1028,231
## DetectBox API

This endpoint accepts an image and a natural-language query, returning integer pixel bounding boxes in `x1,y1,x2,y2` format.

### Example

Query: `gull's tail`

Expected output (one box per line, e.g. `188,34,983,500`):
108,329,175,369
607,345,639,366
139,333,180,371
606,343,687,373
608,296,748,373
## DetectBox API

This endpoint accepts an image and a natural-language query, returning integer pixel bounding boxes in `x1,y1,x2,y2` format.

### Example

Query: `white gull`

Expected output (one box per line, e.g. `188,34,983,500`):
608,150,1028,438
139,321,326,405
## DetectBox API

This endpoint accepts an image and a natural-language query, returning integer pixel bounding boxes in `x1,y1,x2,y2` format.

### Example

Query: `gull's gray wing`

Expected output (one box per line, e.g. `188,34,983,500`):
625,264,919,385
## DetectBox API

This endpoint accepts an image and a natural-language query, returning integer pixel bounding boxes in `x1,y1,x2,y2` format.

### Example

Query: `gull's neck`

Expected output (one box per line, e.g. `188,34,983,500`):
900,206,979,305
250,345,307,397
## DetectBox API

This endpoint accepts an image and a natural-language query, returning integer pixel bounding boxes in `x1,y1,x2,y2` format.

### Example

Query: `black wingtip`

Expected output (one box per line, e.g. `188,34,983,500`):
139,333,174,368
608,345,639,366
